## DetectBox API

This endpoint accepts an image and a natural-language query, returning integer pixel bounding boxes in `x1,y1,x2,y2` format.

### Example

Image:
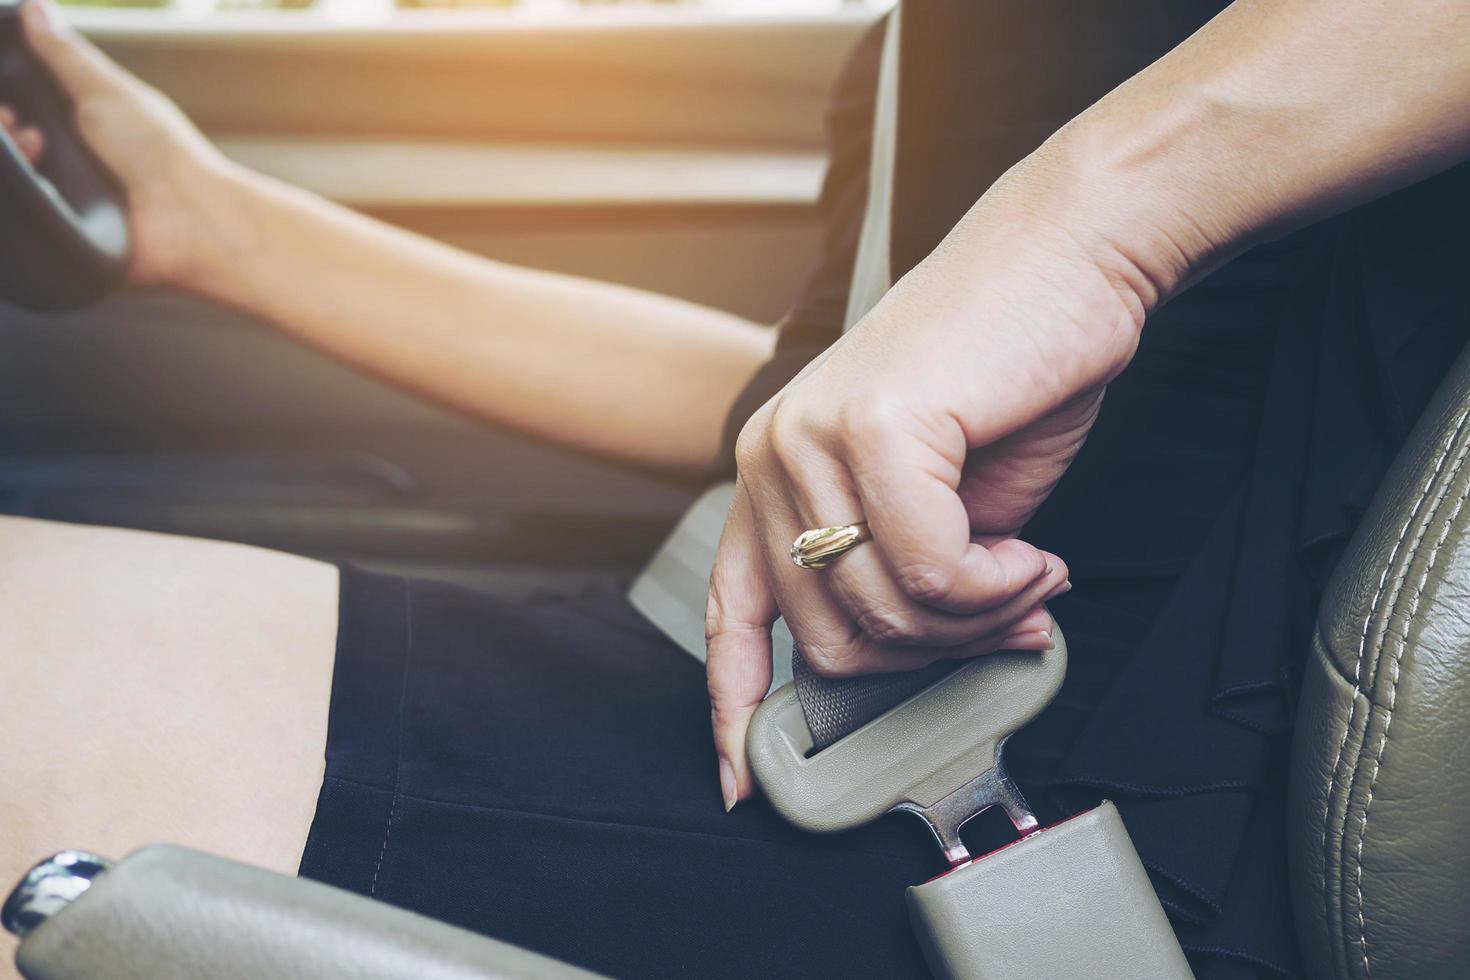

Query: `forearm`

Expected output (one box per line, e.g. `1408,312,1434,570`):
180,166,773,471
995,0,1470,320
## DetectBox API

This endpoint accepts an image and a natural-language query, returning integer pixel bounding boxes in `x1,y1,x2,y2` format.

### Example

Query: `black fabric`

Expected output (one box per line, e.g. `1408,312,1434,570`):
302,567,948,980
890,0,1230,279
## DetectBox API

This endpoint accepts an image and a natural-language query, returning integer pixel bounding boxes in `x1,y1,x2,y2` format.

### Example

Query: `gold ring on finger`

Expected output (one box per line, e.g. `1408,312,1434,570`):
790,522,871,570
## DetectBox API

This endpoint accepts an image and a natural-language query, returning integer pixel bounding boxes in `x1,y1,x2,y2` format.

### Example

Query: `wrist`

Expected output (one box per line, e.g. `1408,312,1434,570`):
1028,85,1258,317
153,156,268,301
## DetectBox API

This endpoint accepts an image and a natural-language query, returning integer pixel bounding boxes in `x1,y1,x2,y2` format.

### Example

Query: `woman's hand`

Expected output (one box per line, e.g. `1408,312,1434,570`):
705,169,1151,810
704,0,1470,809
0,0,235,286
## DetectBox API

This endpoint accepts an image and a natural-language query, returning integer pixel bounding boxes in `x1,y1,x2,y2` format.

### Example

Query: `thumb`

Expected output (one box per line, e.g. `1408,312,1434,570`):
22,0,128,100
705,484,777,811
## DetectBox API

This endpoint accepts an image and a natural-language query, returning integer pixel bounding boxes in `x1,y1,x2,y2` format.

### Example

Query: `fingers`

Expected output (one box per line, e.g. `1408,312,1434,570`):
0,105,45,164
759,406,1056,654
705,484,778,810
703,484,1054,817
740,391,1070,672
980,605,1057,654
21,0,128,100
822,543,1066,648
744,442,885,672
755,479,1064,676
844,406,1058,613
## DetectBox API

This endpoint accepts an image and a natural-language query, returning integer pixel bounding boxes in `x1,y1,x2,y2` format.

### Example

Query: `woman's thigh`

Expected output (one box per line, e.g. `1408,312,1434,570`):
0,516,338,952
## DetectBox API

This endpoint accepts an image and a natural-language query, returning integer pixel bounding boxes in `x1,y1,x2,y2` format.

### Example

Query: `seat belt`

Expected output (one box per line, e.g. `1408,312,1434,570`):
751,626,1195,980
629,1,963,748
628,4,904,698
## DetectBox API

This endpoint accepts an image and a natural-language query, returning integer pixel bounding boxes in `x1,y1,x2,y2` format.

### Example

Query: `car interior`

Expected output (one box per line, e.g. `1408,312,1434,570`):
2,2,1467,979
0,0,861,597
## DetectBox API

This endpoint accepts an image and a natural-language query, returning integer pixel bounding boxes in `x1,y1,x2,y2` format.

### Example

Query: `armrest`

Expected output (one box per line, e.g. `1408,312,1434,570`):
12,845,602,980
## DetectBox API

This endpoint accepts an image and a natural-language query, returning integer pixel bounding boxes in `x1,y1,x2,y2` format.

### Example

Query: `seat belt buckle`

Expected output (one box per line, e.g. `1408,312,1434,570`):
908,801,1194,980
747,628,1194,979
746,635,1066,865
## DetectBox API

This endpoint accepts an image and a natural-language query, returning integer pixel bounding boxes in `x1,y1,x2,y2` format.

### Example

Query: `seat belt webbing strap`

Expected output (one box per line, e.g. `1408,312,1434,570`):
789,5,971,747
629,4,903,663
842,3,901,331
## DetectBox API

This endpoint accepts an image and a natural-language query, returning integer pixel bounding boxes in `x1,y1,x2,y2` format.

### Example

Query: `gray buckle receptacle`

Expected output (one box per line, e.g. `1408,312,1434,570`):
748,628,1195,980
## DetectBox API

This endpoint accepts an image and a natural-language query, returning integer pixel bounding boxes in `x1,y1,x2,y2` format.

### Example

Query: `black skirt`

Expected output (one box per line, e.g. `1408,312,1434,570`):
300,567,946,980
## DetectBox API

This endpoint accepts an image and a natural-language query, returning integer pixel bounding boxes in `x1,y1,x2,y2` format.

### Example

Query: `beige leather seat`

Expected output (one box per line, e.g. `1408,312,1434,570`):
1290,345,1470,979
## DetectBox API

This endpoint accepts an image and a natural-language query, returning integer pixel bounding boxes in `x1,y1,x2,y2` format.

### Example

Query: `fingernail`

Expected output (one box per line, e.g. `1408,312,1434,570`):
719,758,738,813
1043,578,1073,602
1001,630,1052,650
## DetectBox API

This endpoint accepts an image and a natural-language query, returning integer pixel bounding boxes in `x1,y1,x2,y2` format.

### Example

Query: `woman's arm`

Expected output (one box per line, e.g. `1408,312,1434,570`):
188,169,773,471
1053,0,1470,311
12,1,772,472
708,0,1470,806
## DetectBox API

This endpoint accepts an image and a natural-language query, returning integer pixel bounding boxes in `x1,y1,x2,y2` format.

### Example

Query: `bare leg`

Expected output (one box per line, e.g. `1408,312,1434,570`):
0,517,338,977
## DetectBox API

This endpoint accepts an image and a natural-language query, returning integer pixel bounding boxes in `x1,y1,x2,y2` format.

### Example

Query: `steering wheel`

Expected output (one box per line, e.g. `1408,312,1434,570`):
0,1,130,312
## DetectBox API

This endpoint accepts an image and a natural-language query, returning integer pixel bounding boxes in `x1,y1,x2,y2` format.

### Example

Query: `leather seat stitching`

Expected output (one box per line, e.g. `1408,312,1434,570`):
1356,436,1470,976
1325,405,1470,977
